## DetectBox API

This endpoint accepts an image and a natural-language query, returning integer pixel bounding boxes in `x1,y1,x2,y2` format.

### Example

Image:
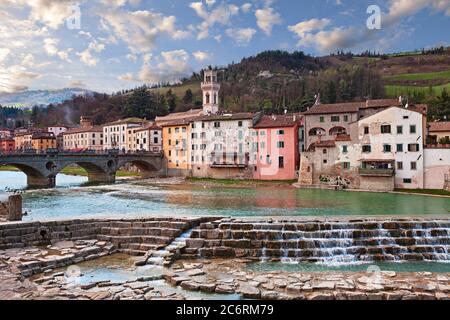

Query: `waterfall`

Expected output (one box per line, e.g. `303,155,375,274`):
147,229,196,266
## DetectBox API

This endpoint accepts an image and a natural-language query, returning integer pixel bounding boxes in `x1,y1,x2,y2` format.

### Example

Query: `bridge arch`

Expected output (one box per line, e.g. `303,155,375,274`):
3,162,56,188
117,159,161,178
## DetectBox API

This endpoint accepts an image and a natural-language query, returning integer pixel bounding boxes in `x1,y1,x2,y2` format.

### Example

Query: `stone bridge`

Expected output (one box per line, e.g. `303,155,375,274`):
0,152,166,188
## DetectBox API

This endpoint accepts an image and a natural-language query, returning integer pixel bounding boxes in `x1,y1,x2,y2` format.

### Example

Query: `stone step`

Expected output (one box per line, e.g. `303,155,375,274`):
100,227,182,237
97,235,172,245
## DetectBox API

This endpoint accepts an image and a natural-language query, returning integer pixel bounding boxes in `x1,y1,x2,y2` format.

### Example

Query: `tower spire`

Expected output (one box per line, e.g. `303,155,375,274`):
201,68,220,115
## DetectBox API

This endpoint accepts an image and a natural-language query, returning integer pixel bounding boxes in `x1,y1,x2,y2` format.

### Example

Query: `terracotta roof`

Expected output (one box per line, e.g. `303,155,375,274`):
63,126,103,135
304,99,401,115
135,123,162,132
103,118,148,127
161,117,197,127
32,132,56,139
194,112,255,122
252,114,303,128
428,121,450,133
155,109,203,124
335,134,352,141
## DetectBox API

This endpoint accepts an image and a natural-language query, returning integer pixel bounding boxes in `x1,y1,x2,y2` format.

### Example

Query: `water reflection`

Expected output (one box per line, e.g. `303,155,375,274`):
0,171,449,221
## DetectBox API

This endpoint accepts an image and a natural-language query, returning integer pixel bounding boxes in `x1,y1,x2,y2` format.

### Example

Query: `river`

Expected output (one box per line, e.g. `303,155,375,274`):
0,171,449,221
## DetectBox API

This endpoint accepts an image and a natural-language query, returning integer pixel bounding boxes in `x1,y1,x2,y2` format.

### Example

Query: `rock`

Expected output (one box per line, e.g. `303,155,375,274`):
309,293,334,300
273,279,288,288
312,281,335,290
381,271,396,278
385,292,405,300
198,283,216,293
435,292,450,300
86,291,111,300
261,291,279,300
286,283,303,292
239,285,260,299
215,285,235,294
180,281,200,291
261,282,274,291
346,292,368,300
367,293,384,300
185,269,205,277
414,283,437,292
125,282,150,290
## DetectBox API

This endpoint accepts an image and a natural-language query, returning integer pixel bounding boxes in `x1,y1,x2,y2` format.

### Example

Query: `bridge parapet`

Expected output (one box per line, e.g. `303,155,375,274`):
0,152,165,188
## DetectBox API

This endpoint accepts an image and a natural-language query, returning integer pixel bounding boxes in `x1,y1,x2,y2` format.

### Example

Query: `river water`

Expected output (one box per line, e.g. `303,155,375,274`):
0,171,449,221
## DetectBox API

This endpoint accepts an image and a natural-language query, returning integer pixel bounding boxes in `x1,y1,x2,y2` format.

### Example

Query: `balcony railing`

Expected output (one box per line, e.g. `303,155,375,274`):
359,168,395,177
210,152,249,168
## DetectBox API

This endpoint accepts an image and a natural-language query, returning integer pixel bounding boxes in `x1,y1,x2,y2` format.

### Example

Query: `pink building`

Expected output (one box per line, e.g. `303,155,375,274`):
252,114,304,181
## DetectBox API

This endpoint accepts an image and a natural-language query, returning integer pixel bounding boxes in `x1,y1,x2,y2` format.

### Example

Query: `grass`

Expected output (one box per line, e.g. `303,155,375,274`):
385,83,450,97
186,177,297,186
384,70,450,81
0,165,140,177
395,189,450,197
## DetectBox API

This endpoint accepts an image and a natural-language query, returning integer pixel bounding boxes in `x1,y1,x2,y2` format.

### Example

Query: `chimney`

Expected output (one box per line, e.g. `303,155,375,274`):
314,93,321,105
80,116,93,128
272,114,277,121
398,96,403,104
366,99,369,108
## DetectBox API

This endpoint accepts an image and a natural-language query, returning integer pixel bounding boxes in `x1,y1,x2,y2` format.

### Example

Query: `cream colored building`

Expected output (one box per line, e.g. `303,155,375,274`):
62,126,104,151
135,124,162,152
102,118,148,152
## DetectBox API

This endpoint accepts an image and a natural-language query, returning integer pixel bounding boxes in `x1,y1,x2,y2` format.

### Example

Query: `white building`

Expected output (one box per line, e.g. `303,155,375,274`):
135,124,163,152
356,106,425,189
62,126,103,151
47,125,69,137
102,118,148,151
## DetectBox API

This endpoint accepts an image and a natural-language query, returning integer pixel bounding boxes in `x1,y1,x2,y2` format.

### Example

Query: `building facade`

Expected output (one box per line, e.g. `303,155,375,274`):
103,118,148,152
162,119,192,176
14,131,34,151
299,106,426,191
31,132,57,152
134,124,163,152
428,122,450,144
190,113,260,179
0,138,15,154
252,114,304,181
62,126,104,151
47,125,69,137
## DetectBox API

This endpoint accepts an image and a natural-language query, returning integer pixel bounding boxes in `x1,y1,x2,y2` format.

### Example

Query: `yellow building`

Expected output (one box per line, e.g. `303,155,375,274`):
31,132,57,152
162,118,193,176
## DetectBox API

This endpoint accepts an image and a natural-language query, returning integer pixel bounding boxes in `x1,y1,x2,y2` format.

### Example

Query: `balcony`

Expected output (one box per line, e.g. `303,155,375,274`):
210,152,249,168
359,168,395,177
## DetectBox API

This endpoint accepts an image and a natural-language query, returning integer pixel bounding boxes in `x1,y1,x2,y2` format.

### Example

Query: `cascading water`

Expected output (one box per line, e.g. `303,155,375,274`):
147,228,196,266
246,220,450,266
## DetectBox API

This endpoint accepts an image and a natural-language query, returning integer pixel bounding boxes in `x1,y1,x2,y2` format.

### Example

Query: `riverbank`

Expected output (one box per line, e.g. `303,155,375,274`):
185,177,297,189
0,165,140,178
393,189,450,197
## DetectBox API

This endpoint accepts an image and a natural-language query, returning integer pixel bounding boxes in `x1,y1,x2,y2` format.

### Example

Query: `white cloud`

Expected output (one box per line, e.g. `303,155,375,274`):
241,3,252,13
225,28,256,46
98,8,190,53
0,65,41,93
76,40,105,66
43,38,72,62
0,48,11,63
118,72,135,81
138,50,192,84
190,1,239,40
255,7,282,36
288,18,330,39
193,51,212,62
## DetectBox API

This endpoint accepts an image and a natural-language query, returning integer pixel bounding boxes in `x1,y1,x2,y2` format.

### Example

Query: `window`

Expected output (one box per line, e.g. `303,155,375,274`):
278,156,284,169
323,159,328,164
191,123,195,129
238,121,243,127
260,142,266,149
410,125,416,134
397,126,403,134
343,162,350,170
238,131,243,140
403,178,412,184
214,122,220,128
362,145,371,153
323,149,327,154
331,116,340,122
403,116,409,119
408,144,420,152
342,145,348,153
175,128,179,133
383,144,392,153
277,141,285,148
397,144,403,152
266,155,271,164
381,125,391,134
411,162,417,170
168,128,171,134
397,162,403,170
319,116,325,123
364,127,369,135
215,131,221,137
168,139,171,146
277,130,285,135
182,127,186,133
344,115,349,122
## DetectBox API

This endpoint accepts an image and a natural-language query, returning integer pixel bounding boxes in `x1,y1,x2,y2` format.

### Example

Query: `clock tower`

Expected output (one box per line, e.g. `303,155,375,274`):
201,68,220,115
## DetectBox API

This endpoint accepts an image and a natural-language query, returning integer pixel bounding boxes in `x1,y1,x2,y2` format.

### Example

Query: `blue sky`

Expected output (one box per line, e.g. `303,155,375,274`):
0,0,449,94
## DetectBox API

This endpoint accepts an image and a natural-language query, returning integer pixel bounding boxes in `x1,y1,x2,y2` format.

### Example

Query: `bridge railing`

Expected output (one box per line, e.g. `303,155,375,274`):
0,149,163,157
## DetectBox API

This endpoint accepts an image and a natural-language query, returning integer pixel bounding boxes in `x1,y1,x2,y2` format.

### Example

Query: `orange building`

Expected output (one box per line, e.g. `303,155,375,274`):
162,119,193,176
31,132,57,152
0,138,15,154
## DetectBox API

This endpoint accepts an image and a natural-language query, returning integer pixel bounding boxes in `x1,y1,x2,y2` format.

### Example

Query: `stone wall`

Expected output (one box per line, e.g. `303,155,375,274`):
360,176,395,192
183,218,450,263
0,217,214,255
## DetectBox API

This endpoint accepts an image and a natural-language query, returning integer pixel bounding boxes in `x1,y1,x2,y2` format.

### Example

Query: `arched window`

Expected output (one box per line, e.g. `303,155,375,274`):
205,93,210,104
329,126,347,136
213,93,217,104
309,127,326,136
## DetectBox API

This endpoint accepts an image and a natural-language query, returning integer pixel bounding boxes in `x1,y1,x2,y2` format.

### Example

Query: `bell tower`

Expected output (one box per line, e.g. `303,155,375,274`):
201,67,220,115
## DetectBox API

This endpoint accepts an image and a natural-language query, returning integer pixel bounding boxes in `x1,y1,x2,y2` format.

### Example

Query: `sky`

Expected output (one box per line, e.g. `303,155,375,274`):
0,0,449,94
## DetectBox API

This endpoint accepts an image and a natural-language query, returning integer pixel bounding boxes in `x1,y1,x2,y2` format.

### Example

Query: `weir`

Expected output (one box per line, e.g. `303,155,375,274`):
183,218,450,264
